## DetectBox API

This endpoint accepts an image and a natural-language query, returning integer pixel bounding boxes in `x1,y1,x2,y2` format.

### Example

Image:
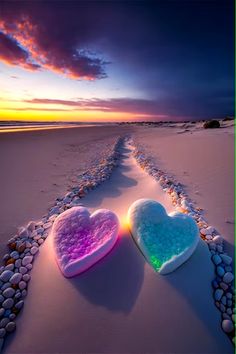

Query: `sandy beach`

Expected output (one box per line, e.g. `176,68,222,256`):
0,125,131,259
0,122,234,353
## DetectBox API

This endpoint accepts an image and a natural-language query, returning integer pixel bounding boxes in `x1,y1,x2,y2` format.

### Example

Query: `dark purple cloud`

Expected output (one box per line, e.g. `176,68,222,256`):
0,3,108,79
0,32,40,70
24,91,233,119
23,97,166,116
3,107,70,112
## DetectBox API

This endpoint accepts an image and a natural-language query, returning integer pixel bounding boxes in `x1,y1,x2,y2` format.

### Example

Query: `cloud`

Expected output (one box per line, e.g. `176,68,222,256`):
23,97,168,117
0,4,108,80
3,107,70,112
0,32,40,71
23,92,234,119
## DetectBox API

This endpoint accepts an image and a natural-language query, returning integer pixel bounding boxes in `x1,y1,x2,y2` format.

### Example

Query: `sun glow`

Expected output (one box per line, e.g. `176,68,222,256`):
0,108,149,122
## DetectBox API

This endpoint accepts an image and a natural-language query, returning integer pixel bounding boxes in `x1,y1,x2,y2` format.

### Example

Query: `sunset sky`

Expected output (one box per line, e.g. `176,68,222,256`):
0,0,234,122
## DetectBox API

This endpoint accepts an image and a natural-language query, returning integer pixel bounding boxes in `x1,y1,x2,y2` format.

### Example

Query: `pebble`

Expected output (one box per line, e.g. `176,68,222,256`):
49,206,60,216
9,313,16,321
5,321,16,333
30,246,39,255
10,251,19,260
23,274,30,282
3,254,10,262
223,313,231,320
200,228,208,236
221,296,227,306
213,235,223,244
220,254,232,265
14,292,21,300
222,319,234,333
2,288,15,298
0,270,14,282
18,228,28,238
21,289,27,297
38,238,44,245
18,281,27,290
0,318,9,328
26,264,33,270
225,266,232,272
43,222,52,229
216,266,225,278
4,309,11,317
206,226,215,234
212,279,218,289
209,243,216,251
2,298,14,309
27,221,36,232
227,308,232,315
212,254,222,265
223,272,234,284
0,328,5,338
22,256,33,266
1,282,12,291
5,264,14,271
6,258,15,265
19,266,27,275
16,242,26,253
205,235,212,240
0,309,4,317
9,272,22,285
15,300,24,310
214,289,224,301
36,227,44,235
219,282,228,291
217,245,223,253
226,292,232,299
220,304,226,313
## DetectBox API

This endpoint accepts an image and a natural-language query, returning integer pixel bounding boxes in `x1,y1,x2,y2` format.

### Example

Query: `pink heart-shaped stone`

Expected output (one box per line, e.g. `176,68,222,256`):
52,206,119,277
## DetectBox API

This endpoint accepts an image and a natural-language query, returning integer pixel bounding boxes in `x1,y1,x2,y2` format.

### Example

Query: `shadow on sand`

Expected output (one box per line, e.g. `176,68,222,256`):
162,240,233,350
82,148,137,209
69,228,145,313
69,144,143,313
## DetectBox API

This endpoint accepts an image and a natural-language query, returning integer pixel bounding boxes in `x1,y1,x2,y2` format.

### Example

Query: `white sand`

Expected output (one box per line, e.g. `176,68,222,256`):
4,142,232,353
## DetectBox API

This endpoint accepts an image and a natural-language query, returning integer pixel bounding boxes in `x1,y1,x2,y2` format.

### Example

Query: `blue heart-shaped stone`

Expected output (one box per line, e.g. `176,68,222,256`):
128,199,199,274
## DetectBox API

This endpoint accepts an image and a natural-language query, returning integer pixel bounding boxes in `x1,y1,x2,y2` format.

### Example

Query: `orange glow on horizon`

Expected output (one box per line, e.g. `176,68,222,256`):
0,108,152,122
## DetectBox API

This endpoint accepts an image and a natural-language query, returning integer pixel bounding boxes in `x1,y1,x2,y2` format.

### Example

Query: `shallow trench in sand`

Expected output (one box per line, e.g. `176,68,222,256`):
4,141,232,354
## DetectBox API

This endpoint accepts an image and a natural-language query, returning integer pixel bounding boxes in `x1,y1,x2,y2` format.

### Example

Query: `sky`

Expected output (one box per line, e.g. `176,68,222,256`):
0,0,234,122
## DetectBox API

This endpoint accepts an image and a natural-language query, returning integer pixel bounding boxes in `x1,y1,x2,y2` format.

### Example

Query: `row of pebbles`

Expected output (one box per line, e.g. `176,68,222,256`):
131,139,235,344
0,136,124,350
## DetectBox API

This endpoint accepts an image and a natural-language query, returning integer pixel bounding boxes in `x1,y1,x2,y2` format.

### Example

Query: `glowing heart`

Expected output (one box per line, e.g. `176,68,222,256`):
52,206,119,277
128,199,199,274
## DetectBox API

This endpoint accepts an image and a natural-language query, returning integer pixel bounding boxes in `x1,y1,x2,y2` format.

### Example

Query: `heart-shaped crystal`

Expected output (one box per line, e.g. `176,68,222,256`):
52,206,119,277
128,199,199,274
